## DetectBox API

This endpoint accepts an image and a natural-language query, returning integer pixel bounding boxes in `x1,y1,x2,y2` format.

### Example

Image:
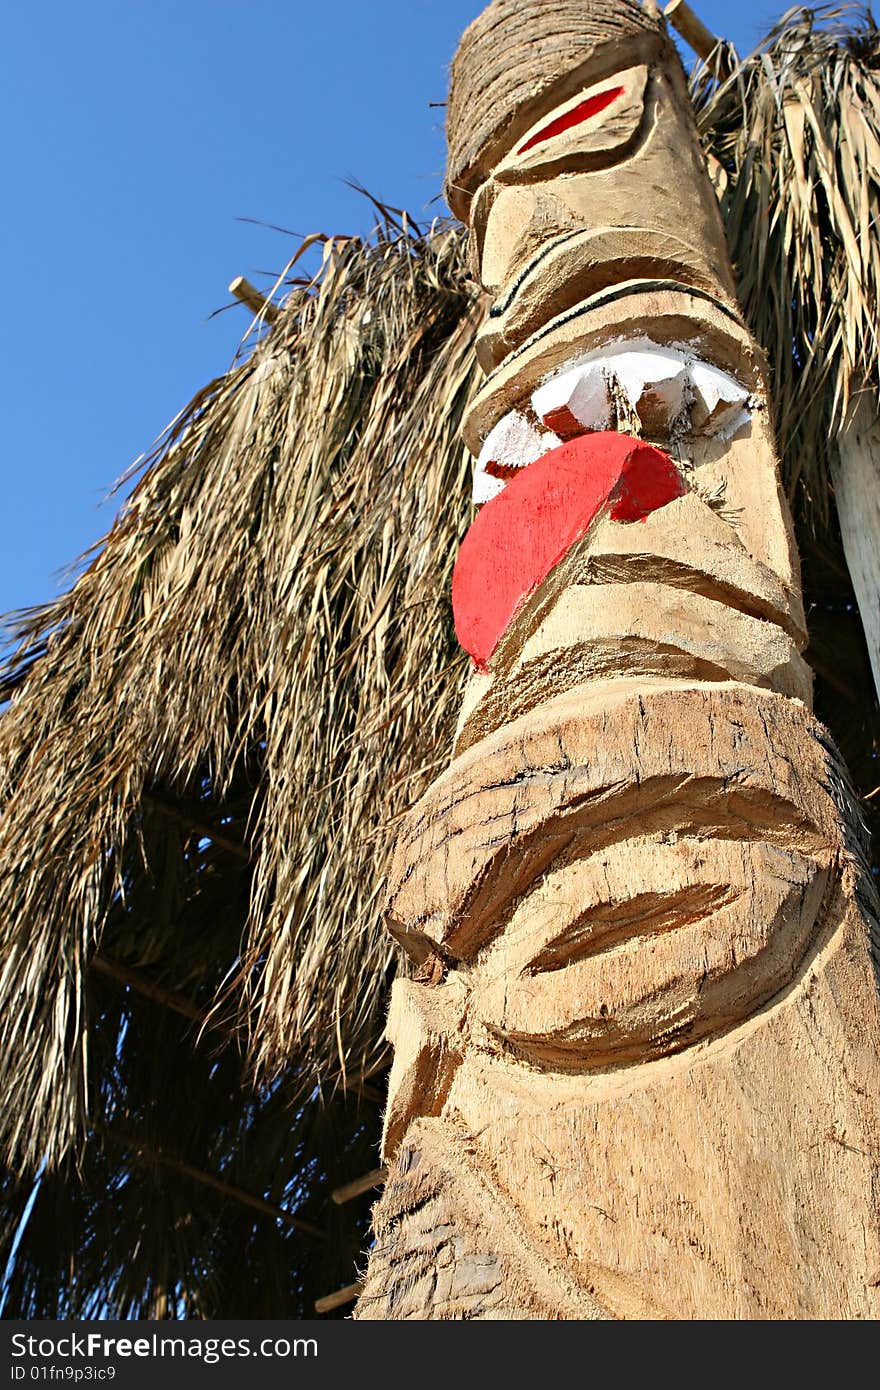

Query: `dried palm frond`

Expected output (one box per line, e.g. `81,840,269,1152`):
0,981,380,1318
0,214,479,1174
692,3,880,518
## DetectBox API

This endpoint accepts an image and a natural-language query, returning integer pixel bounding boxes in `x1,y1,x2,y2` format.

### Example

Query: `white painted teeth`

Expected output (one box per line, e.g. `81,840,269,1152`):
532,364,612,438
688,359,751,437
473,340,752,506
611,346,690,426
473,414,561,505
531,339,750,442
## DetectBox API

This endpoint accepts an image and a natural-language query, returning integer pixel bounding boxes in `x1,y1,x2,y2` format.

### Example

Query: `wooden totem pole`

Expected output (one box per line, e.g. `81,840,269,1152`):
355,0,880,1319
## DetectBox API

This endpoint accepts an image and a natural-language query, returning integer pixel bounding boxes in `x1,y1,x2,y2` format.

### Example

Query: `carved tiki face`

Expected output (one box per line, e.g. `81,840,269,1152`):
376,0,823,1142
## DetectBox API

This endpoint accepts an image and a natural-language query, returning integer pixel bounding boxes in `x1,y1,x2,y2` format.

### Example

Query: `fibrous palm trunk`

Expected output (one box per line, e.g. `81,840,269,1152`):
355,0,880,1320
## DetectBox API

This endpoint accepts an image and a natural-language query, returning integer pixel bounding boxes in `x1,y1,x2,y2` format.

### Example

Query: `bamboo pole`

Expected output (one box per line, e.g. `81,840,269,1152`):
143,790,252,861
228,275,280,323
107,1130,326,1240
91,953,207,1024
93,950,387,1099
663,1,733,78
331,1166,387,1205
349,1080,383,1103
314,1281,363,1314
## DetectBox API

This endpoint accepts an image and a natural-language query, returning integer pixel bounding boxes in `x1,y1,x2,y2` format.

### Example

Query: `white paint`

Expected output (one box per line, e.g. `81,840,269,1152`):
611,346,689,425
531,338,751,442
474,343,752,506
532,362,611,433
713,406,752,441
473,412,561,504
689,359,750,436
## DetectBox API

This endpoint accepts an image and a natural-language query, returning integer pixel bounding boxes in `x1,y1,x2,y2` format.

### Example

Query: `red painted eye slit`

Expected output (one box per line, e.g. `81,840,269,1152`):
517,85,625,155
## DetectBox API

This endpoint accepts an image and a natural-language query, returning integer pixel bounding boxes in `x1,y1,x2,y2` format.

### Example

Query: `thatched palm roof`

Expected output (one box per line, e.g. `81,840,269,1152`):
693,3,880,516
1,5,878,1317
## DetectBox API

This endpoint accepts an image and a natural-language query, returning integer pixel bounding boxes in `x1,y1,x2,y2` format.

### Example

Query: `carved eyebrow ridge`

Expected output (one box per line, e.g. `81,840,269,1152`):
517,85,624,154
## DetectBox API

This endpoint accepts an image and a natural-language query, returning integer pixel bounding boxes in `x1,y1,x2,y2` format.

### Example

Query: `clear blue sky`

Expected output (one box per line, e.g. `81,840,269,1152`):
2,0,783,618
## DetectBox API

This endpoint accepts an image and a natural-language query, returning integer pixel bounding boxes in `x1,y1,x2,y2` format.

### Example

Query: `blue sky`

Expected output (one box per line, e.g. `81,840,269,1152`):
2,0,784,618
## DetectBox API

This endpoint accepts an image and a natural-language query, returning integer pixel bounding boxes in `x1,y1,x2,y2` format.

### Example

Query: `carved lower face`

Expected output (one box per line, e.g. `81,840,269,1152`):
384,682,839,1094
365,677,880,1321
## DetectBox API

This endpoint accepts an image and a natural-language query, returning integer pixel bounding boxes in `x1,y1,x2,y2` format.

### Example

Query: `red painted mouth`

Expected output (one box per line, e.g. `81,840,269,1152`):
452,431,687,669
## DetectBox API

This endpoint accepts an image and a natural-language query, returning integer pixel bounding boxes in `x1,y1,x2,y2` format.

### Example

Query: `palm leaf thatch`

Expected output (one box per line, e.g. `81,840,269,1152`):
0,217,478,1315
1,5,878,1317
693,4,880,518
0,219,478,1177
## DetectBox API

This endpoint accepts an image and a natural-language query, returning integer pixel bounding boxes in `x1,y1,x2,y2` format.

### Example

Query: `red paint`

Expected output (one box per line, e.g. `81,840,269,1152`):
452,432,686,668
484,458,524,482
539,404,586,440
517,86,624,155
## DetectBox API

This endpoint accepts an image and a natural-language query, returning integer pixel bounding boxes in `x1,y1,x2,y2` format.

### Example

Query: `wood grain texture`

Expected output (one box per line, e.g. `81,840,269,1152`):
355,1116,612,1319
462,289,763,454
387,682,844,964
442,888,880,1319
364,679,880,1318
365,866,880,1318
472,60,737,373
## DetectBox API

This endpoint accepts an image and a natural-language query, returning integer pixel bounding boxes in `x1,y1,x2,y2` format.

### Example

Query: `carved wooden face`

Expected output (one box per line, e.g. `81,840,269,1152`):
401,40,814,1096
468,59,736,375
466,819,832,1071
381,0,815,1166
385,684,838,1076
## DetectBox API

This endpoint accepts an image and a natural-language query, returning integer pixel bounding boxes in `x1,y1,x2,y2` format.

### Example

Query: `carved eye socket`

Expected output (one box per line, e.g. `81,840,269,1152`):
467,833,831,1070
495,65,649,181
516,85,624,156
